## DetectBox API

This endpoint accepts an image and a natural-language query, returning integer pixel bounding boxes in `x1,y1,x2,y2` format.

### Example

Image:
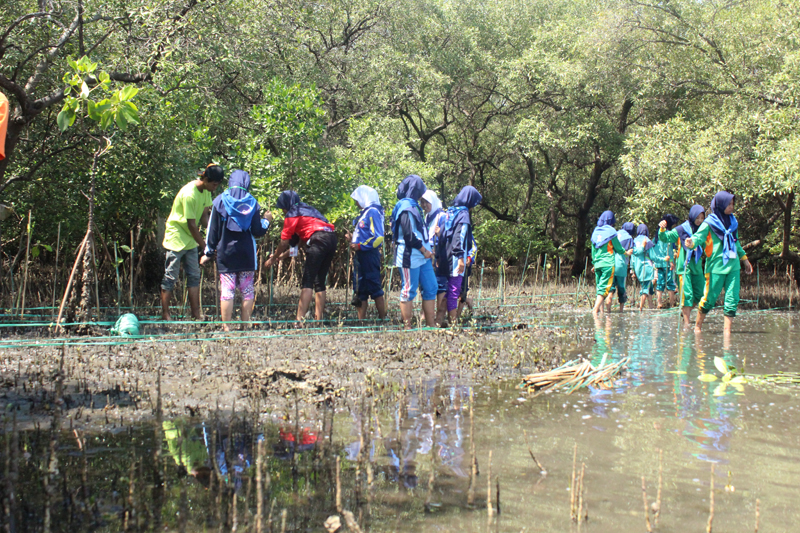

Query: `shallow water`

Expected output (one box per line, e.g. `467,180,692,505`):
3,311,800,532
368,311,800,532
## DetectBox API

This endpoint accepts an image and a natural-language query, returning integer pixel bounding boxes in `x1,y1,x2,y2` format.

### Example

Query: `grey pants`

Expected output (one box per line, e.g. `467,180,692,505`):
161,248,201,291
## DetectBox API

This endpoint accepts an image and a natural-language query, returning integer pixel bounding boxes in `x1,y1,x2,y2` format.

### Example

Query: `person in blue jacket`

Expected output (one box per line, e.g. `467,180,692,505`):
421,190,449,324
652,214,679,308
631,223,657,311
201,170,272,330
391,175,436,328
439,186,482,323
349,185,387,319
606,222,635,313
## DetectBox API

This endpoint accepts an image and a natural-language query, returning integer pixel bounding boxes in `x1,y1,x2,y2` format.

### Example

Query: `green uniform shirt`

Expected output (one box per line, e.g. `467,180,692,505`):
591,235,626,269
631,236,655,281
689,222,747,275
659,228,704,276
651,238,674,269
163,181,212,252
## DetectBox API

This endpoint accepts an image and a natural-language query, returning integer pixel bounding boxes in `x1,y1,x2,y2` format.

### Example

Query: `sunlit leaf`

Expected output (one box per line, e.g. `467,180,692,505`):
714,356,728,375
698,373,718,382
713,383,728,396
57,108,71,132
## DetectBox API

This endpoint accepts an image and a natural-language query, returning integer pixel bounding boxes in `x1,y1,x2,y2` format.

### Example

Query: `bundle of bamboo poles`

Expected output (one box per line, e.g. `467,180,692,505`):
522,355,630,397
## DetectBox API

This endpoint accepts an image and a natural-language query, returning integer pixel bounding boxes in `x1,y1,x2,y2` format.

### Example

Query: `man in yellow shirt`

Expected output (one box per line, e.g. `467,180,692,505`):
161,164,223,320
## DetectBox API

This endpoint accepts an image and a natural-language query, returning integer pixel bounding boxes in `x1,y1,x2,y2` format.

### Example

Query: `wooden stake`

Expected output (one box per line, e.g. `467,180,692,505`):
655,449,663,526
522,429,546,473
570,443,577,520
335,456,342,513
755,498,760,532
642,476,652,533
52,221,61,316
256,439,264,533
486,450,493,519
707,464,714,533
577,463,585,523
129,229,134,307
467,391,476,506
495,476,501,515
56,233,89,330
19,210,32,318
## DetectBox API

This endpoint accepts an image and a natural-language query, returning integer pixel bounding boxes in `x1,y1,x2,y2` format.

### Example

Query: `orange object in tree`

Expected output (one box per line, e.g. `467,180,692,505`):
0,92,8,161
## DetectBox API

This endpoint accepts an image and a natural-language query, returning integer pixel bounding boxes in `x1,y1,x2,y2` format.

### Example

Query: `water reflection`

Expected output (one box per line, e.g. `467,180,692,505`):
5,313,800,532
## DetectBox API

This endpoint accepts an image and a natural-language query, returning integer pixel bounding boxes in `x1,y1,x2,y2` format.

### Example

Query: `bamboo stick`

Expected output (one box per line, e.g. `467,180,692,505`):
52,221,61,317
707,464,714,533
129,229,134,308
19,210,32,318
56,233,89,330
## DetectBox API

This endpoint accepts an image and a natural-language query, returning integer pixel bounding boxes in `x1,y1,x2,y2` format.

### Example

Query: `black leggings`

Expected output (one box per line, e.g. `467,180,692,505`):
301,231,338,292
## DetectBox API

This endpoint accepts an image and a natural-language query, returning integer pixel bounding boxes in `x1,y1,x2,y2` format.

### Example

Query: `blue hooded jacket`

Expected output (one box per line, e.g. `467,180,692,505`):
440,186,482,277
676,204,705,265
705,191,740,265
391,175,430,269
591,211,618,249
205,170,269,273
276,190,330,222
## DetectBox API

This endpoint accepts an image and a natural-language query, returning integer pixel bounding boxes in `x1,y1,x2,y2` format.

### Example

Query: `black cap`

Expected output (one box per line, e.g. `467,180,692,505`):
201,164,224,182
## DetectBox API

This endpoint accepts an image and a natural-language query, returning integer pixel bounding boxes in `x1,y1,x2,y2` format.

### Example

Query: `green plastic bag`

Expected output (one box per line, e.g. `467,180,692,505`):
110,313,140,337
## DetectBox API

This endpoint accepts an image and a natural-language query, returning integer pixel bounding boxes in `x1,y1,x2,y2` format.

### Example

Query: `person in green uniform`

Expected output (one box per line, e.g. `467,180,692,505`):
658,204,706,326
590,211,632,316
631,223,657,311
684,191,752,335
606,222,635,313
161,164,223,321
652,214,679,308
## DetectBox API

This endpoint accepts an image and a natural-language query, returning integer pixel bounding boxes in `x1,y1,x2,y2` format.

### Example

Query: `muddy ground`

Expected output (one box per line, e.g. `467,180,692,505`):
0,297,582,431
2,272,791,431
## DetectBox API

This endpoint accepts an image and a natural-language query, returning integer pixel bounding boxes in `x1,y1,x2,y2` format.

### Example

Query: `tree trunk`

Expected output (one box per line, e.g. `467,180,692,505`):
569,149,609,277
779,192,800,288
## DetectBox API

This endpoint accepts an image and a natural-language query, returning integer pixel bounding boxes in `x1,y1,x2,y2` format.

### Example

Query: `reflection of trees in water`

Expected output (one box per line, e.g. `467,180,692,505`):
345,381,470,494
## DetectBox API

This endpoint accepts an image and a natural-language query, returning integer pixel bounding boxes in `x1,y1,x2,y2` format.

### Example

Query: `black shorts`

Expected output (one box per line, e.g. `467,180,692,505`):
302,231,338,292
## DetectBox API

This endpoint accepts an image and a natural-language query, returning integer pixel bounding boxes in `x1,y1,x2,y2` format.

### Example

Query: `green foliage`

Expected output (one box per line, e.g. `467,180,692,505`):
1,0,798,271
58,56,141,133
233,79,352,223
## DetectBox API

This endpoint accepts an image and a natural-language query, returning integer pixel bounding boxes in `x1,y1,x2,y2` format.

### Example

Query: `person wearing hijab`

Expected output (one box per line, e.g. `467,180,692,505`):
590,211,632,315
391,175,436,328
658,205,706,326
631,223,657,311
264,190,338,324
161,163,224,321
652,214,679,308
201,170,272,330
606,222,636,313
420,189,449,323
348,185,387,320
684,191,753,335
439,186,482,323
